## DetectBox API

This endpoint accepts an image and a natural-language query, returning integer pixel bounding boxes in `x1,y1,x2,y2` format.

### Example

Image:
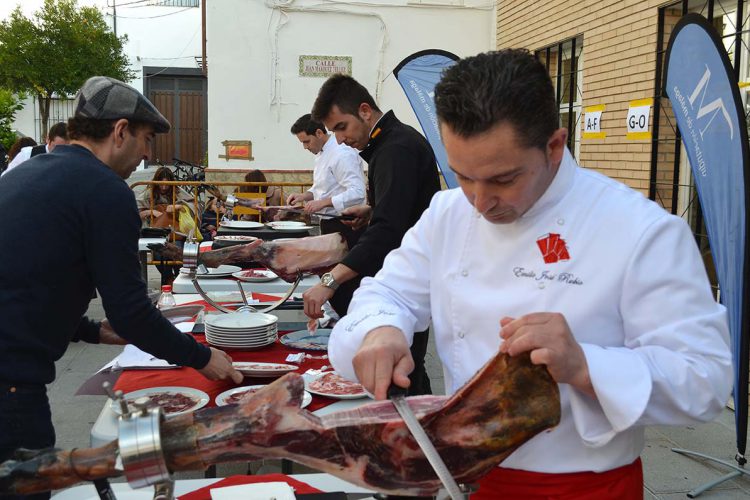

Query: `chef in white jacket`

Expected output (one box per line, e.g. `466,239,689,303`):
328,49,732,498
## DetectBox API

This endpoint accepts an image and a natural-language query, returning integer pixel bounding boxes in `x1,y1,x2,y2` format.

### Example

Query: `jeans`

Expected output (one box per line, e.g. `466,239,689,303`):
0,382,54,500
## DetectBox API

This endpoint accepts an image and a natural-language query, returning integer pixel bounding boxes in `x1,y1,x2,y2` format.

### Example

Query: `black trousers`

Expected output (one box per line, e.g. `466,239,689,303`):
321,220,431,397
0,382,54,500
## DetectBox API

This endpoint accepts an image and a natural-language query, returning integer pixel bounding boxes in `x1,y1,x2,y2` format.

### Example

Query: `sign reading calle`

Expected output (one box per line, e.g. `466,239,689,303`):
299,55,352,78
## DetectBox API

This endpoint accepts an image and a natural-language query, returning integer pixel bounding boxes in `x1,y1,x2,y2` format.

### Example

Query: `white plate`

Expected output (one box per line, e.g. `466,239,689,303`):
272,225,314,232
111,386,209,416
205,336,277,347
215,385,311,408
205,311,278,329
206,337,276,350
267,221,307,228
159,305,205,324
232,269,279,282
214,235,259,242
233,361,299,377
179,264,242,278
220,220,264,229
304,372,368,400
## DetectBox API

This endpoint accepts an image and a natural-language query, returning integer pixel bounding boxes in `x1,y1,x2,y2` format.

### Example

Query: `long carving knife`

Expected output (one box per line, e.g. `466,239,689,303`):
388,385,464,500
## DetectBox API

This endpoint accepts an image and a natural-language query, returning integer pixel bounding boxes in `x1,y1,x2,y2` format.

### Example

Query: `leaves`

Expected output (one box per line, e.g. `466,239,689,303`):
0,88,25,150
0,0,135,135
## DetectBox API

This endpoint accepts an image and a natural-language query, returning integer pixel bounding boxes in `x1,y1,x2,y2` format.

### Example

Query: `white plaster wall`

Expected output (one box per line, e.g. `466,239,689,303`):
206,0,494,171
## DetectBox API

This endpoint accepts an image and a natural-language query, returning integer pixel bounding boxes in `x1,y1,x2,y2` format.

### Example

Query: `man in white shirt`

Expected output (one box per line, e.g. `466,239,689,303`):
288,113,366,218
2,122,68,176
328,49,732,498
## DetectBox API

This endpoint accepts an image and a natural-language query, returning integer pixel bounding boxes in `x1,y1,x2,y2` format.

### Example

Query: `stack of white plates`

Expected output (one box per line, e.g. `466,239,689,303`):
204,312,278,350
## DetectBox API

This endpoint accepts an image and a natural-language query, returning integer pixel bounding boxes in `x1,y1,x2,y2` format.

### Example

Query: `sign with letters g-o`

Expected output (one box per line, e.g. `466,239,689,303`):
626,98,653,140
665,12,750,458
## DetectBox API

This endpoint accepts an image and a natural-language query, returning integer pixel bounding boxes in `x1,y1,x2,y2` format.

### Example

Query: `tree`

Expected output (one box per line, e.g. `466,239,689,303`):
0,89,25,150
0,0,134,138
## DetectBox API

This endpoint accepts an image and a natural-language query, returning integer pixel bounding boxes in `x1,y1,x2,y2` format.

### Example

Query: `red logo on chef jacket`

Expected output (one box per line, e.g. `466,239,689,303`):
536,233,570,264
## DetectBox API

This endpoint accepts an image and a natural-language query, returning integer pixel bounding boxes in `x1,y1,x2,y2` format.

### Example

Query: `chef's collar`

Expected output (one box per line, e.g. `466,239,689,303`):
521,147,576,219
368,112,387,142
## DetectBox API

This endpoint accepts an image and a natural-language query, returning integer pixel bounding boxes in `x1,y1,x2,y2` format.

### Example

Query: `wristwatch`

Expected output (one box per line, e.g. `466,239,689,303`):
320,272,339,291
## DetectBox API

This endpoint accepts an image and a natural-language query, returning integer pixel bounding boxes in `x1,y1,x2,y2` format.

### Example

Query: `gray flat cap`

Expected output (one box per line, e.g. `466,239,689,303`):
73,76,171,133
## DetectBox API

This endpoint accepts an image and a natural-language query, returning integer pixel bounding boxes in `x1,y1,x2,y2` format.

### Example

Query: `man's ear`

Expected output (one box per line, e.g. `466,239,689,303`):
112,119,130,147
358,103,372,123
315,129,327,139
546,128,568,166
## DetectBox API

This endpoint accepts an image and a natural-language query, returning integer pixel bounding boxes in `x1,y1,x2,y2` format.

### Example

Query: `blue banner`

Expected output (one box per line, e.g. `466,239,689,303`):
393,50,459,189
665,13,750,458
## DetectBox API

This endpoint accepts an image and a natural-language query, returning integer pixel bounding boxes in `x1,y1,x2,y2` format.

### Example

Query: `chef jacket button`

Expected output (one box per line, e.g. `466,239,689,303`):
458,331,465,339
461,270,469,277
538,282,545,289
557,218,565,225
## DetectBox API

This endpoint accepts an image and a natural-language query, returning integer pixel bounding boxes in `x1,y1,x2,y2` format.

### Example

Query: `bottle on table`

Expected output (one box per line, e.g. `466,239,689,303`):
157,285,176,310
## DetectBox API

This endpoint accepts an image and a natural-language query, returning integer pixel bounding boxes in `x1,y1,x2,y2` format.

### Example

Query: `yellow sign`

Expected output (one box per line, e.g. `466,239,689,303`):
626,98,653,140
582,104,606,139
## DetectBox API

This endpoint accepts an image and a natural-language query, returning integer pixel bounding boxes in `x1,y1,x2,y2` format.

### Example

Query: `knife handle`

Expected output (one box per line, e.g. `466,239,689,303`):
387,383,408,399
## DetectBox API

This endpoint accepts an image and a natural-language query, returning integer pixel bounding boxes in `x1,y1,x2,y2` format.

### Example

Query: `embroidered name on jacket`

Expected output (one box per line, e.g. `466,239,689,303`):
511,232,583,286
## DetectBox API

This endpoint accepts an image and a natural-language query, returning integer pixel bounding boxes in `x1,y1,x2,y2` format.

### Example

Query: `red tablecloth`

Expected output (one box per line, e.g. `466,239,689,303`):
114,302,337,412
177,474,322,500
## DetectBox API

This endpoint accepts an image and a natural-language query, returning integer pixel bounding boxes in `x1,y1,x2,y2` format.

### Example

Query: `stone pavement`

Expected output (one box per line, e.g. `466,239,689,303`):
45,268,750,498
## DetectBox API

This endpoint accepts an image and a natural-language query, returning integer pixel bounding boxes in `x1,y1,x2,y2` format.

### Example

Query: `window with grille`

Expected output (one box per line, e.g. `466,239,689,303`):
535,36,584,159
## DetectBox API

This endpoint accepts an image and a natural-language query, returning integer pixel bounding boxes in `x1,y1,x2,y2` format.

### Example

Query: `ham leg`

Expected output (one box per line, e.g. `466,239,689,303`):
0,351,559,496
197,233,348,282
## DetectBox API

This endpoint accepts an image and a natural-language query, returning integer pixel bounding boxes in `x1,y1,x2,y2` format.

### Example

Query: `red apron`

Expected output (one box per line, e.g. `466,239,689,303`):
471,458,643,500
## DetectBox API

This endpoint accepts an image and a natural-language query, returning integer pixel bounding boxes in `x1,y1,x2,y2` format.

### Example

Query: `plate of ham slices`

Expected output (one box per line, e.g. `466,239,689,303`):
112,387,209,416
232,361,299,377
216,385,312,408
305,371,368,400
232,269,278,282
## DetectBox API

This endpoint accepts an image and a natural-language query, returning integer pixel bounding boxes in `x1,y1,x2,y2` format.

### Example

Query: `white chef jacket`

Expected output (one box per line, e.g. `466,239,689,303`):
329,149,732,474
2,144,48,177
309,134,366,215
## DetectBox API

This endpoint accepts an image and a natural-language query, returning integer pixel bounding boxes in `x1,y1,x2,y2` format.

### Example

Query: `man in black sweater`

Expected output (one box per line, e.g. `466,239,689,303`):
305,75,441,396
0,77,241,498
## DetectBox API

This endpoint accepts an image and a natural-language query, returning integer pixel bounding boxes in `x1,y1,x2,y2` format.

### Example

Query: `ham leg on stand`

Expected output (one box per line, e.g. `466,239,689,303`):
153,233,348,282
0,351,560,496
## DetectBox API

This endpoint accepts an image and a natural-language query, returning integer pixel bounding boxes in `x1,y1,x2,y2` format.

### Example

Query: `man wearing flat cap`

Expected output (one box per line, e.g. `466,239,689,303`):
0,76,241,499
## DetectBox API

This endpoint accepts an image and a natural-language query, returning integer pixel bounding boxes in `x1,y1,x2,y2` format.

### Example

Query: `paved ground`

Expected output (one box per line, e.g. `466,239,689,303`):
45,267,750,497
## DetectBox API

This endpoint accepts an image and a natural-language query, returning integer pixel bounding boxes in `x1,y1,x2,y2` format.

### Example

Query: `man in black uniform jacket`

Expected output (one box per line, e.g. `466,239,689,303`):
0,77,241,499
304,74,441,396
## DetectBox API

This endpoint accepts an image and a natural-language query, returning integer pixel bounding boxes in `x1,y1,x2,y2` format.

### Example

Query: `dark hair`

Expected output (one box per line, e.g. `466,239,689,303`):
240,169,268,194
150,166,176,200
435,49,558,150
291,114,326,136
8,136,37,161
47,122,67,141
311,74,380,122
67,117,149,141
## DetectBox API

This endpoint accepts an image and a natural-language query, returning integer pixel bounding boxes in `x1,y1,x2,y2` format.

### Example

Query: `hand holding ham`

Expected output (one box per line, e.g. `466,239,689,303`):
198,347,243,384
352,326,413,400
287,192,307,206
499,312,594,397
302,283,335,320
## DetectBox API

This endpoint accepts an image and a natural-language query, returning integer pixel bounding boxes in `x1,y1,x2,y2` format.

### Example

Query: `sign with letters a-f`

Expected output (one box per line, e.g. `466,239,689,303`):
582,104,606,139
626,98,653,140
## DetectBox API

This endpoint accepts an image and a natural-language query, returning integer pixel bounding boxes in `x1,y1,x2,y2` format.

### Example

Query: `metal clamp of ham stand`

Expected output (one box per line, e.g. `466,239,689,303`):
182,232,303,314
102,383,175,500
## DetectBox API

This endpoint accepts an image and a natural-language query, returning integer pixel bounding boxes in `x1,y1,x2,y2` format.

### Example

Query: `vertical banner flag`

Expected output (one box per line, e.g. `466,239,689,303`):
393,50,459,188
665,13,750,461
582,104,606,139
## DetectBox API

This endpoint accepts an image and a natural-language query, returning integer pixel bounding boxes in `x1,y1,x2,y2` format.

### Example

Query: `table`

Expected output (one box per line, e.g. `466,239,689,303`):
51,474,376,499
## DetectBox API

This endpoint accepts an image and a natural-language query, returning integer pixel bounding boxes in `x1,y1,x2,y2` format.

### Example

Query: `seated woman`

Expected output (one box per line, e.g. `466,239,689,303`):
136,167,196,286
236,169,282,221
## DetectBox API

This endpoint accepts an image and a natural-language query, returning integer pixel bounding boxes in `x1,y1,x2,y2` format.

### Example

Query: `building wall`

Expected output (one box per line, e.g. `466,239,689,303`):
497,0,666,193
206,0,495,175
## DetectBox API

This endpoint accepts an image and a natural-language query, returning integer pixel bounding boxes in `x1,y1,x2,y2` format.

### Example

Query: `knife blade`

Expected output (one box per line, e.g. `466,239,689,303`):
388,385,464,500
